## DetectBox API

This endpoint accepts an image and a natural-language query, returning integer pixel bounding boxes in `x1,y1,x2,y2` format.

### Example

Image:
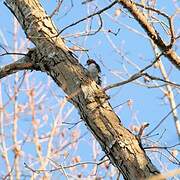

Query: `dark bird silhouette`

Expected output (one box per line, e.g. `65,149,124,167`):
86,59,102,85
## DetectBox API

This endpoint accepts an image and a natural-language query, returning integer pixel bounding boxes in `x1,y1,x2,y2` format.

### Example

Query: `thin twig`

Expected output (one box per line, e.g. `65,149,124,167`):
49,158,69,180
59,1,117,34
144,143,180,150
24,159,109,174
49,0,63,18
0,52,26,57
146,104,180,137
104,53,162,91
62,120,83,130
135,2,169,18
138,123,149,138
143,73,180,88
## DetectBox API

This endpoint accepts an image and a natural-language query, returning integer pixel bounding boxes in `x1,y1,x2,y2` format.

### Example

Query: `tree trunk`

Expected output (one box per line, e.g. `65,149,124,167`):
4,0,161,179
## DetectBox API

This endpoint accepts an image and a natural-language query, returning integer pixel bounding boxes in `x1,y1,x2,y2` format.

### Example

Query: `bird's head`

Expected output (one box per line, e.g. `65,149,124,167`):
86,59,96,65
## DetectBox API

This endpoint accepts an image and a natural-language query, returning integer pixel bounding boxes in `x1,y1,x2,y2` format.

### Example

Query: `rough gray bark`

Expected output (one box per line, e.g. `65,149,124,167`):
4,0,162,179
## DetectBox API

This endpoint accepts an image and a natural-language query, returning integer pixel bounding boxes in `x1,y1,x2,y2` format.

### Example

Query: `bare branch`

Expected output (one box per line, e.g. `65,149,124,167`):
104,53,162,91
49,0,63,18
135,2,169,18
59,1,117,34
24,159,109,174
0,59,32,79
82,0,95,5
143,73,180,88
117,0,180,70
144,143,180,150
138,123,149,138
146,104,180,137
0,45,26,56
0,48,44,79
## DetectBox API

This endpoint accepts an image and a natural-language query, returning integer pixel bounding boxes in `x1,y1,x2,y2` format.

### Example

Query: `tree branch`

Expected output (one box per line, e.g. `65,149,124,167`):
0,60,31,79
0,49,41,79
117,0,180,70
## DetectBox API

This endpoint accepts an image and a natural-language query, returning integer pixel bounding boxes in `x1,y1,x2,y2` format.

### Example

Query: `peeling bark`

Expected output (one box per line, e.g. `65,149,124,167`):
4,0,162,179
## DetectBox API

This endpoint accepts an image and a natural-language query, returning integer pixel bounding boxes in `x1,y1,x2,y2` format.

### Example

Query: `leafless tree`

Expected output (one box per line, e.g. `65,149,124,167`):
0,0,179,179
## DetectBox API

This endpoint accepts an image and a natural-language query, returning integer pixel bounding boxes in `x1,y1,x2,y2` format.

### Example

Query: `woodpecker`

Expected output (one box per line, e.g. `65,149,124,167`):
86,59,102,85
